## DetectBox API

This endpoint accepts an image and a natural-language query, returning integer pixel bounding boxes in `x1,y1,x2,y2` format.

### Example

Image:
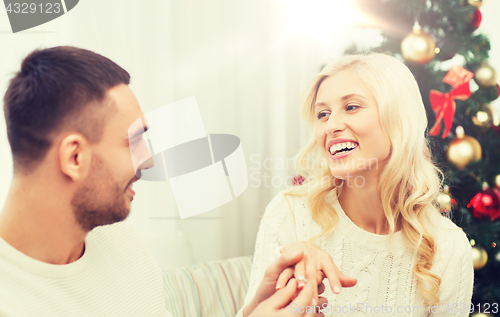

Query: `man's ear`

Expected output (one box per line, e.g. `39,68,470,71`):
59,134,91,181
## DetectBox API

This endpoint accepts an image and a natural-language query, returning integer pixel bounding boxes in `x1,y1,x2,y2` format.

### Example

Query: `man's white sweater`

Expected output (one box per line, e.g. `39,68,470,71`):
0,220,171,317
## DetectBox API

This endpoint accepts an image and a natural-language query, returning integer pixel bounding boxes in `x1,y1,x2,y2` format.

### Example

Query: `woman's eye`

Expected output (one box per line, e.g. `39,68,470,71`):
346,104,359,111
317,112,329,120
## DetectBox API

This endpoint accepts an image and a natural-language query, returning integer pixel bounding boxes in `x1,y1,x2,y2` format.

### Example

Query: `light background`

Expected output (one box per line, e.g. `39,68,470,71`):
0,0,499,266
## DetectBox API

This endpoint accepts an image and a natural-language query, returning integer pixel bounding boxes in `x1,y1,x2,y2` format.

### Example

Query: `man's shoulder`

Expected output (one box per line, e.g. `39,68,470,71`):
87,220,159,268
0,220,167,317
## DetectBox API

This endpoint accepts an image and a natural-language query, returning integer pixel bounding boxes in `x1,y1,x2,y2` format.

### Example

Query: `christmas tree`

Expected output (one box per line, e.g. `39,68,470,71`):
346,0,500,314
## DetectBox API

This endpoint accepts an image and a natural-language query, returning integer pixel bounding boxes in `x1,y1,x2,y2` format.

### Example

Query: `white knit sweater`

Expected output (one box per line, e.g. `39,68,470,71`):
239,189,474,317
0,220,172,317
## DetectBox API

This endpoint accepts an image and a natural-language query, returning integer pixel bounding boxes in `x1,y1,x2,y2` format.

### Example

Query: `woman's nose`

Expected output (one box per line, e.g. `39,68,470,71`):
325,114,346,135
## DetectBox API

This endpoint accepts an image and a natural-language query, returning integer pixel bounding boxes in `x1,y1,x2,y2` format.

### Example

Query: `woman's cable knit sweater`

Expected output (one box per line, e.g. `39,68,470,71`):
239,189,473,317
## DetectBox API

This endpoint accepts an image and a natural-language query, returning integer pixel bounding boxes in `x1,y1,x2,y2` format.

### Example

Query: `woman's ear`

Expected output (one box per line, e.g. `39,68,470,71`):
59,134,90,181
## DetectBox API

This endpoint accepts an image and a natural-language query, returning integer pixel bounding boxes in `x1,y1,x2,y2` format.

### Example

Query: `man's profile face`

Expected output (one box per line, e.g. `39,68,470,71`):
71,84,150,231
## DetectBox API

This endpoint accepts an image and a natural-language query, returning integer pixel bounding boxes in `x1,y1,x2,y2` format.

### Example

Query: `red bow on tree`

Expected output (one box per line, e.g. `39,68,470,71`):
428,83,471,138
429,66,473,138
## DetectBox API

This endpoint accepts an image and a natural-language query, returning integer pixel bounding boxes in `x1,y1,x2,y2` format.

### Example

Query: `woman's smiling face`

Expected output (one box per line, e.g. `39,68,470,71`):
314,70,391,182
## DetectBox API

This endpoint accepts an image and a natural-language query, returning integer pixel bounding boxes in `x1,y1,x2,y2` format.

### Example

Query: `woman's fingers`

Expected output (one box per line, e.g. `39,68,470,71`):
338,271,358,287
276,267,294,290
316,271,325,284
316,271,324,286
319,258,356,294
280,241,355,297
318,258,341,294
290,279,315,316
305,261,319,306
315,270,326,295
317,296,328,307
317,281,326,295
294,260,307,290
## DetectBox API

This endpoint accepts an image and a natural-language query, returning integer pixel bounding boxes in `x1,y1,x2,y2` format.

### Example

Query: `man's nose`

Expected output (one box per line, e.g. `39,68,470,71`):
136,136,155,170
134,151,154,179
138,156,155,170
132,137,155,179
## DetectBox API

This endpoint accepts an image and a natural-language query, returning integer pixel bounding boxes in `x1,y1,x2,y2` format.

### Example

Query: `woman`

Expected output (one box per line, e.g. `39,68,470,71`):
241,53,473,317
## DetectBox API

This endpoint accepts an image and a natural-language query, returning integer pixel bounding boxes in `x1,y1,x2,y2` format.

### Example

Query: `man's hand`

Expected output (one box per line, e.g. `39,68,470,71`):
243,251,305,316
278,241,357,305
248,278,323,317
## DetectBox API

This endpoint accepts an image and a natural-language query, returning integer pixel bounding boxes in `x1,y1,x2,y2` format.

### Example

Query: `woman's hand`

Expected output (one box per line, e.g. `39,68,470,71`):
277,268,326,295
277,241,357,305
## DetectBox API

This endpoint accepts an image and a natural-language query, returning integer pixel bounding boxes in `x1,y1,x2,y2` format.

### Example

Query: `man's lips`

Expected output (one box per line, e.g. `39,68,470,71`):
126,177,139,198
126,177,140,189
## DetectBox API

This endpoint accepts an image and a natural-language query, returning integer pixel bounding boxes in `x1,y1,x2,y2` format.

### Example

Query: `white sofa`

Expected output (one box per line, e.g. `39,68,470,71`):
143,231,252,317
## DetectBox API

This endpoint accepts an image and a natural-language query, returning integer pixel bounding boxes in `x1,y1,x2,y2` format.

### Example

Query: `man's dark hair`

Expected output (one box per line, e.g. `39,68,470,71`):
3,46,130,172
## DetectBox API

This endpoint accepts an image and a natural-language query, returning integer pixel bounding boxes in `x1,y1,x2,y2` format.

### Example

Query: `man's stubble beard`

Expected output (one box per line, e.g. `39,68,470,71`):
71,155,130,232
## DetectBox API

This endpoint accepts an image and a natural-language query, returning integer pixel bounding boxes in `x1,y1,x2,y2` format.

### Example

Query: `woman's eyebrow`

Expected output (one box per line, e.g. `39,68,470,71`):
341,93,367,101
315,93,368,108
314,102,327,108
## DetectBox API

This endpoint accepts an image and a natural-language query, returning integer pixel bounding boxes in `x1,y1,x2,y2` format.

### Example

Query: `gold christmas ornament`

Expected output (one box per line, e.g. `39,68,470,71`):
436,192,453,213
472,103,500,128
446,126,482,169
474,64,497,88
468,0,484,7
495,174,500,191
472,245,488,270
436,186,456,214
401,22,436,65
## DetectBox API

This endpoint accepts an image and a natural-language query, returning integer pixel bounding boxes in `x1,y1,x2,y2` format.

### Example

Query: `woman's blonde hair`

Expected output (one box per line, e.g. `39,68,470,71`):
292,53,444,305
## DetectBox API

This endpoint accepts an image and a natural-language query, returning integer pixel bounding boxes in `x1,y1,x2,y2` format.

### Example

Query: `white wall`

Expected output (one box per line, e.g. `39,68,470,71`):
479,0,500,114
0,0,499,266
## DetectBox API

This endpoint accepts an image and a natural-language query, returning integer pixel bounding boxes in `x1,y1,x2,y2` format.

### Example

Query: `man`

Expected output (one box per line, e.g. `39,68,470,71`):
0,46,315,316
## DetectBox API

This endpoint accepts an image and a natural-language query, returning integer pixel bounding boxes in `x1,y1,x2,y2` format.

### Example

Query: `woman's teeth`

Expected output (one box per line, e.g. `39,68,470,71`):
329,142,358,155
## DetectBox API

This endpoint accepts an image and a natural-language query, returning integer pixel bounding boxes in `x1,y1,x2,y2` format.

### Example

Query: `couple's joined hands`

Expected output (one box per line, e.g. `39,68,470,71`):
279,241,357,305
243,241,357,317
